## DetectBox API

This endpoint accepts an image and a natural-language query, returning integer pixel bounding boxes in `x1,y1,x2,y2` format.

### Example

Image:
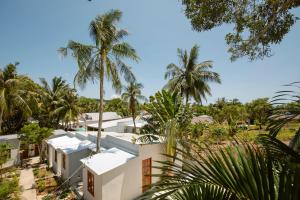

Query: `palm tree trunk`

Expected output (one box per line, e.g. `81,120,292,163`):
96,54,105,153
0,108,3,134
185,93,189,105
132,109,136,133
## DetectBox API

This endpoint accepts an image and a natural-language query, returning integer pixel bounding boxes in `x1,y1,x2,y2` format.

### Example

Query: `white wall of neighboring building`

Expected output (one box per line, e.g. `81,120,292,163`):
0,135,20,169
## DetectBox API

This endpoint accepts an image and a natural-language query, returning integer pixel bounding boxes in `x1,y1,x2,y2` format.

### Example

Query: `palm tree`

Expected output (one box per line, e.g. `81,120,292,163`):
0,63,33,133
121,81,146,133
38,77,70,128
138,90,192,156
53,89,80,130
59,10,139,152
164,45,221,105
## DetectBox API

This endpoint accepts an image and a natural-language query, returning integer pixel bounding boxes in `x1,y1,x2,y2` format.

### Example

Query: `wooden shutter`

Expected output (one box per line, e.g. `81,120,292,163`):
62,154,66,169
55,150,57,162
142,158,152,192
87,170,94,196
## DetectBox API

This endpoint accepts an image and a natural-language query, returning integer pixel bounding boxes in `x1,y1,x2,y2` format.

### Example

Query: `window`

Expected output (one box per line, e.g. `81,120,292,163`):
142,158,152,192
87,170,94,196
62,154,66,169
54,150,57,162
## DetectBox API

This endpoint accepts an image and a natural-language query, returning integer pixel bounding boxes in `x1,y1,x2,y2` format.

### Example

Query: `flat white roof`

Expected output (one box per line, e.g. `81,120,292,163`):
47,136,95,154
87,117,133,129
81,147,136,175
80,112,121,122
0,134,19,141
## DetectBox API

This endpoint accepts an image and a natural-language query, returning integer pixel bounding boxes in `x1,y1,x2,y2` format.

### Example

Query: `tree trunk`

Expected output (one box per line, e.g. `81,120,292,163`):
0,108,3,134
132,109,136,133
96,54,105,153
185,93,189,105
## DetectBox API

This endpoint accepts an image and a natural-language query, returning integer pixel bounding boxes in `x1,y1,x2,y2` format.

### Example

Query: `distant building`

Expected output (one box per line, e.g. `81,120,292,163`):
0,134,20,168
191,115,214,124
78,112,122,127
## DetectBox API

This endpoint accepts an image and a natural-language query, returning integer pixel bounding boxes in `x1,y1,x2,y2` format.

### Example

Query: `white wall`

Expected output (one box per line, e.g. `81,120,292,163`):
82,167,102,200
0,138,20,169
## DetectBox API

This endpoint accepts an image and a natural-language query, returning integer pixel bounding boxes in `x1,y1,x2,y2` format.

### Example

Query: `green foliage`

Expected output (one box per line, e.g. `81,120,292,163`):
77,97,99,113
0,62,37,134
104,98,129,117
0,175,19,199
0,142,11,167
181,0,299,61
246,98,272,129
38,77,80,129
191,104,208,116
210,125,228,141
21,123,52,146
139,90,192,156
164,45,221,104
36,179,46,192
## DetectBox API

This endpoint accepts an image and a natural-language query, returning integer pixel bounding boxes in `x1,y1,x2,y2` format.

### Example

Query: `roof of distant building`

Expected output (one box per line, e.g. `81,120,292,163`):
0,134,19,141
80,112,121,122
191,115,214,124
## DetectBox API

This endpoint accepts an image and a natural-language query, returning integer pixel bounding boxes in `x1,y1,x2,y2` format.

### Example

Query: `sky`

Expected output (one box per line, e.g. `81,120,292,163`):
0,0,299,105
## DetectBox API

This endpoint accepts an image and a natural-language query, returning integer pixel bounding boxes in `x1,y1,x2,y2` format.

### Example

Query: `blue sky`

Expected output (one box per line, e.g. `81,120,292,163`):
0,0,299,104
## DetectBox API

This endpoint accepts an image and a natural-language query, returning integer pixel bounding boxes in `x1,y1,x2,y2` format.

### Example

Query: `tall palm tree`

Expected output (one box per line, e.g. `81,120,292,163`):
164,45,221,105
0,63,33,133
121,81,146,133
59,10,139,152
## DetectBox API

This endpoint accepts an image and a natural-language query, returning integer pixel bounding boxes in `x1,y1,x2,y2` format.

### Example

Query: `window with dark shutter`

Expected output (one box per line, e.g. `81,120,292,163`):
55,150,57,162
142,158,152,192
87,170,94,196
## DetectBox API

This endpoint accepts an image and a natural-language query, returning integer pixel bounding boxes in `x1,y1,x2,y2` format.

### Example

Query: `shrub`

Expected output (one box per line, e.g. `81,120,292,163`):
0,176,19,199
36,180,45,192
210,125,228,143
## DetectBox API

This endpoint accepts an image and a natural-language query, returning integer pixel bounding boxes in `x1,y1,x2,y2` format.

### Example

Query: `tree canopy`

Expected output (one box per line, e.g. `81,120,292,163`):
181,0,299,61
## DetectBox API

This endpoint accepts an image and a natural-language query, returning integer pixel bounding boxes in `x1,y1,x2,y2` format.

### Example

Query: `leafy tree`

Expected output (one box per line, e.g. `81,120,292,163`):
21,123,52,162
59,9,139,152
164,45,221,105
0,63,35,134
181,0,299,61
77,97,99,113
139,90,192,156
104,98,129,117
0,143,11,171
121,81,147,133
246,98,272,129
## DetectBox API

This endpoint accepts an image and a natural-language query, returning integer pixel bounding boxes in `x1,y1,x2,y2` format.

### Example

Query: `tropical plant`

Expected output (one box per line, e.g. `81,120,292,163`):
0,142,11,171
246,98,272,129
20,123,52,162
138,82,300,200
164,44,221,105
0,62,35,134
121,81,147,133
77,97,99,113
104,98,129,117
59,9,139,152
139,90,192,156
38,77,71,128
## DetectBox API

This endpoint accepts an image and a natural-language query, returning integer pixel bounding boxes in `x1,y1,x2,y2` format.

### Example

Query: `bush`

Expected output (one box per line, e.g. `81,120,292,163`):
210,125,228,143
36,180,46,192
0,176,19,199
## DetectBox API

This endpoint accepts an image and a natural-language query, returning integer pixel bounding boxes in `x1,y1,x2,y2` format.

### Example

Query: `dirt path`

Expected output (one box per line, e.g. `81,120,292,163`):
19,157,39,200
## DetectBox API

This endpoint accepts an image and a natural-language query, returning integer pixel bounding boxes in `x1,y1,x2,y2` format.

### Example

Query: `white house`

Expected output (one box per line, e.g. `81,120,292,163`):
0,134,20,168
87,117,147,133
47,135,96,184
80,132,166,200
79,112,122,127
